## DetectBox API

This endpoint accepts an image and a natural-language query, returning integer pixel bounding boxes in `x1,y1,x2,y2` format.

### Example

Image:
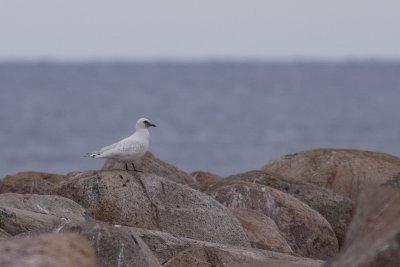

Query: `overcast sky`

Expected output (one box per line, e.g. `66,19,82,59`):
1,0,399,61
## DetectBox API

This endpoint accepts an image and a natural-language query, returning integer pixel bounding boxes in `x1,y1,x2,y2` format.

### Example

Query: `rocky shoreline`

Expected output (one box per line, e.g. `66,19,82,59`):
1,148,400,267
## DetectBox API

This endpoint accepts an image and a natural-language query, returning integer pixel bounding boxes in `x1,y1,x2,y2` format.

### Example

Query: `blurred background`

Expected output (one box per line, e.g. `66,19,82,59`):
1,1,400,177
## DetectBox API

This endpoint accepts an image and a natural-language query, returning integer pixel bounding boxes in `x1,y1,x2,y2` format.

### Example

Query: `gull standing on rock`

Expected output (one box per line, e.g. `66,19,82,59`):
88,118,156,171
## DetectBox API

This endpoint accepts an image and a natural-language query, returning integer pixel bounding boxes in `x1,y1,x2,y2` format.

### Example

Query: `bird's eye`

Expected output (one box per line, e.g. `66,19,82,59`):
144,120,148,124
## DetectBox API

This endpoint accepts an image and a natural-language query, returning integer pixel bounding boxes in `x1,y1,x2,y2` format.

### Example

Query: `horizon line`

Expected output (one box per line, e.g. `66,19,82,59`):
1,57,400,64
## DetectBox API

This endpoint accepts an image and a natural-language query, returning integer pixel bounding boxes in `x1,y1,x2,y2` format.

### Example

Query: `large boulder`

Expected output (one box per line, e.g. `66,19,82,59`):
164,245,323,267
227,170,354,247
102,152,195,184
263,148,400,200
0,193,87,235
324,186,400,267
64,222,161,267
53,170,250,247
133,205,292,256
129,227,322,267
0,171,65,194
0,233,97,267
195,179,338,259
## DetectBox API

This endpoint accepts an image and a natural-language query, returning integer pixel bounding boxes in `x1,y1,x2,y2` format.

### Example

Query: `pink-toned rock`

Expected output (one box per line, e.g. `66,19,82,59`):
0,233,97,267
65,222,318,267
324,186,400,267
227,170,354,247
107,225,321,267
0,171,65,194
164,245,323,267
196,179,338,259
263,148,400,200
102,152,195,184
232,208,292,253
0,193,87,235
53,170,250,247
135,226,290,264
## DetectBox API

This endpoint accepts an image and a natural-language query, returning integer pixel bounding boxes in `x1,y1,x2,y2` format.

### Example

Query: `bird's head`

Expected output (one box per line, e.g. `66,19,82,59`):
136,118,156,130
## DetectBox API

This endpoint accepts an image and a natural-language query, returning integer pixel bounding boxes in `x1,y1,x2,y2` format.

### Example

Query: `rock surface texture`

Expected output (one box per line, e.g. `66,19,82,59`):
190,171,223,184
164,245,323,267
226,170,354,247
192,179,338,259
231,208,293,253
324,186,400,267
0,171,64,194
0,228,11,240
0,193,87,235
102,152,195,184
53,170,250,247
0,233,97,267
263,148,400,200
3,148,398,267
64,222,161,267
124,226,323,267
384,172,400,188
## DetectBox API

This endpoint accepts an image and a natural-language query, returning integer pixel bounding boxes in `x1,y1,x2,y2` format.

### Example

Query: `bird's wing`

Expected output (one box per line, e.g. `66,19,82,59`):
99,142,119,153
115,138,146,153
88,140,120,158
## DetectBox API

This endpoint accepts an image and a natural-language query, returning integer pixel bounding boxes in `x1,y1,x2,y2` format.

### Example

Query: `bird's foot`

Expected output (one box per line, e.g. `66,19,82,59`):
131,163,142,172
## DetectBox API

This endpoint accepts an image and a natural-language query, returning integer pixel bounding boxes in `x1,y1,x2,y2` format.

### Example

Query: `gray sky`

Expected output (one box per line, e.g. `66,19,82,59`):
1,0,400,60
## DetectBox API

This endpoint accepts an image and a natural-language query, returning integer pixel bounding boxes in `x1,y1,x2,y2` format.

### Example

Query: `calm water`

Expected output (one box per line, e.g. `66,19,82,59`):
1,61,400,178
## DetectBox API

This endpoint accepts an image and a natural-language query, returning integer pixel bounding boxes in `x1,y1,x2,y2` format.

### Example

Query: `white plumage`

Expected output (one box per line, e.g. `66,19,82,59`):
88,117,156,171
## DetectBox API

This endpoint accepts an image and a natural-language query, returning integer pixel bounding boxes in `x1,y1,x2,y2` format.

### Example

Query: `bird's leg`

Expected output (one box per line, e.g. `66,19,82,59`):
131,163,142,172
125,163,129,171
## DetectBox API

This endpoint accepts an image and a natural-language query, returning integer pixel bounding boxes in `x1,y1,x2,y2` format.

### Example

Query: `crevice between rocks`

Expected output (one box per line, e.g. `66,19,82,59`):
137,175,161,229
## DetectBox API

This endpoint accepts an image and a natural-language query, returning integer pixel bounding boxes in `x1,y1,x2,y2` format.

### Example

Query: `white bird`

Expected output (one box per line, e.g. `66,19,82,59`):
88,117,156,171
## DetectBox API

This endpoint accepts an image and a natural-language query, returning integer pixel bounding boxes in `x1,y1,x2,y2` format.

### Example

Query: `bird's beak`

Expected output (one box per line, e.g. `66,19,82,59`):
148,123,156,127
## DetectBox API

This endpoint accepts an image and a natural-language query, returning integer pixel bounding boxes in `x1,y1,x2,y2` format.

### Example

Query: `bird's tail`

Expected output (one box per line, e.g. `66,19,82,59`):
86,151,101,158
